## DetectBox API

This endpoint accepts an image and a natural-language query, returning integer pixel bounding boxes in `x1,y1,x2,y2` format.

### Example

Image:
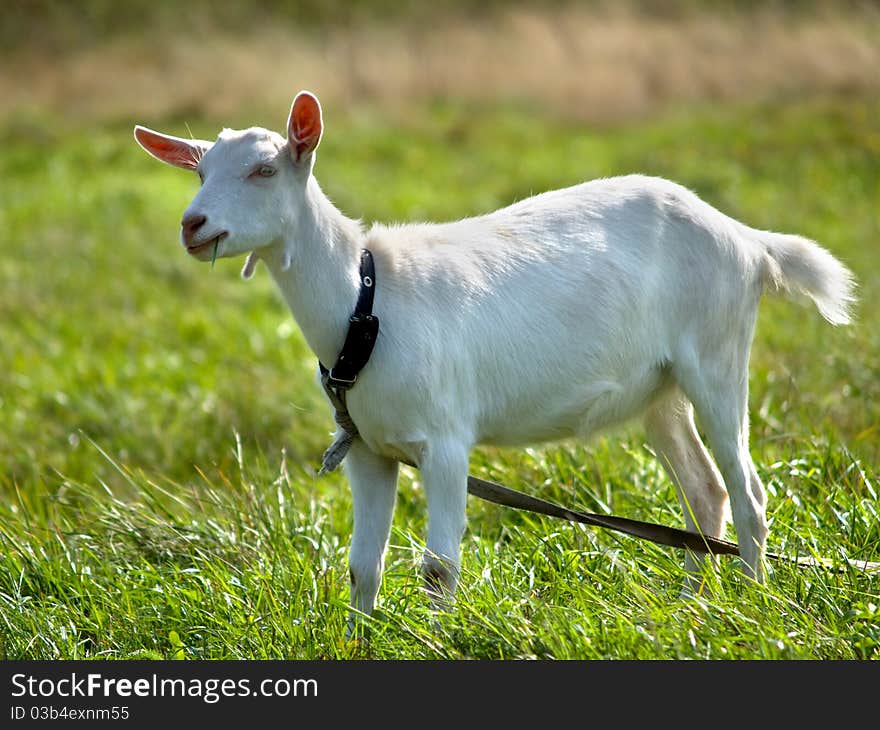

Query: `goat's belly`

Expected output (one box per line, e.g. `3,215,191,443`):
476,365,671,447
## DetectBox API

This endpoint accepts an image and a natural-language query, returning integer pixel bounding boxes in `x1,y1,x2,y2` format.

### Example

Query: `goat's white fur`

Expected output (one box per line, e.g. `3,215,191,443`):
135,91,856,619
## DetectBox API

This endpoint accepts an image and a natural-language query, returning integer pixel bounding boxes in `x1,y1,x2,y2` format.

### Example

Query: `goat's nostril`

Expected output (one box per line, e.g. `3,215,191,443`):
181,213,207,236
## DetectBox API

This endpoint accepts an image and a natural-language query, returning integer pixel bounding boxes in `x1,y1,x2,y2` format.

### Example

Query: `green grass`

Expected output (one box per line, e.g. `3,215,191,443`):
1,95,878,659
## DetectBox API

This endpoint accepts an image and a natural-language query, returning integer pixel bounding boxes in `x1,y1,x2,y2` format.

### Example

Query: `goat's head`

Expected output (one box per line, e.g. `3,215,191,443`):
134,91,323,263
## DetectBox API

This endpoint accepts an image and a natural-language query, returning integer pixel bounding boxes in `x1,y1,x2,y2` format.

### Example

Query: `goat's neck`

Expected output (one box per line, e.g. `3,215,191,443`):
262,177,363,367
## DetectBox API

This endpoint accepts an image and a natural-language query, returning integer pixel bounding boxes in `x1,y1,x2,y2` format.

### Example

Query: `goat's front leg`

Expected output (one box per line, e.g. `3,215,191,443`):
420,441,469,608
344,438,399,628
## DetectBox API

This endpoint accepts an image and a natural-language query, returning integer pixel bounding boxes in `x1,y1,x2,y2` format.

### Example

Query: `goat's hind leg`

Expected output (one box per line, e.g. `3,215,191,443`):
676,364,769,583
644,390,729,595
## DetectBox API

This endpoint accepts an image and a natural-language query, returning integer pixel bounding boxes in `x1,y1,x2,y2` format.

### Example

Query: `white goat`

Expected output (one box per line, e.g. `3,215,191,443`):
135,91,855,617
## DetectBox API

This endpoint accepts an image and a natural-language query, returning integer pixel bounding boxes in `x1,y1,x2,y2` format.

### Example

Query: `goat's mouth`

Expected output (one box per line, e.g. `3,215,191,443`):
187,232,228,258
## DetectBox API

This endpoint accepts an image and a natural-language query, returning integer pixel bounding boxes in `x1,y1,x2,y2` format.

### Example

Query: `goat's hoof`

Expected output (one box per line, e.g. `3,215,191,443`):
345,619,370,643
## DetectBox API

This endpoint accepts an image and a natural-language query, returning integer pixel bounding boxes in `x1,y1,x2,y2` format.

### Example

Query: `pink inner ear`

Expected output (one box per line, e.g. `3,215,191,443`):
288,93,323,162
135,127,204,170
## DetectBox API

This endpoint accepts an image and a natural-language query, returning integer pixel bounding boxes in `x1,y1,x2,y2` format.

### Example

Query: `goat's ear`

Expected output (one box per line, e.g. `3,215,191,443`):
133,125,211,170
287,91,323,165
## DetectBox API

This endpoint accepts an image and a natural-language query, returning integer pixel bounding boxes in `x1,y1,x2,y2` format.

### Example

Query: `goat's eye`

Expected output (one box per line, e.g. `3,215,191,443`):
252,165,276,178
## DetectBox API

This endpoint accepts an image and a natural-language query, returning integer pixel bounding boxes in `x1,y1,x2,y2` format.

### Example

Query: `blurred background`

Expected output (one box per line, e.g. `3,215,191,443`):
5,0,880,125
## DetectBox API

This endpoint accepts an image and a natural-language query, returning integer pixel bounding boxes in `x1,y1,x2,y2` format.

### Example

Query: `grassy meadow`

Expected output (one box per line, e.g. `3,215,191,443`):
1,3,879,659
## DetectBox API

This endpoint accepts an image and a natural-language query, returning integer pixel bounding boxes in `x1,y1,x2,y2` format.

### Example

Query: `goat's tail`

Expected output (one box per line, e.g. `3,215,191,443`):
755,229,857,326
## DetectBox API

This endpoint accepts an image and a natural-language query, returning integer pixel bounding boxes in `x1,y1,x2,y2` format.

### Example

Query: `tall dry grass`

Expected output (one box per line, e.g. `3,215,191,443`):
3,3,879,125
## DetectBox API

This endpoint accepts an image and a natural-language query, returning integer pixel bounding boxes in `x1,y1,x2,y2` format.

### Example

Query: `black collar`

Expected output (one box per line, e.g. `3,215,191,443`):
318,249,379,391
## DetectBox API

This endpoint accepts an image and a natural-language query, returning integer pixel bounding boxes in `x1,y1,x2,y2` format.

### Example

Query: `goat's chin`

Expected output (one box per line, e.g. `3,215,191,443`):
189,247,217,262
210,238,277,263
187,233,253,262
